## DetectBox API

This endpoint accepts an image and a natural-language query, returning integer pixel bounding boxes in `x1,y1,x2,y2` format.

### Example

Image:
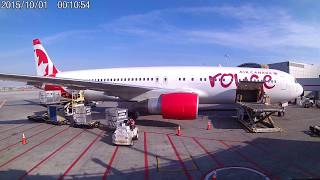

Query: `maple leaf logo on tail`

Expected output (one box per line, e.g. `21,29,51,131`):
33,39,60,77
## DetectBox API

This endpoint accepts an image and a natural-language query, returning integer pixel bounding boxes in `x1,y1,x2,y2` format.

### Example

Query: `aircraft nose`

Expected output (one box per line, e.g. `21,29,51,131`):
297,83,303,96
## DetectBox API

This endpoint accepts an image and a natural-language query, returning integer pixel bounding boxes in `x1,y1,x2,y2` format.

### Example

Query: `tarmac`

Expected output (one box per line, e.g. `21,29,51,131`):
0,90,320,180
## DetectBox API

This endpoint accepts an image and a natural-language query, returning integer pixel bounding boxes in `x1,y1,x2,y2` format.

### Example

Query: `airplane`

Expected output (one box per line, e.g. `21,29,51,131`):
0,39,303,120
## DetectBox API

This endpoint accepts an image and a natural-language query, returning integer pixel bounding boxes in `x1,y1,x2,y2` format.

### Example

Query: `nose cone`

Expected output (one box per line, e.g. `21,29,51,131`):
297,83,303,97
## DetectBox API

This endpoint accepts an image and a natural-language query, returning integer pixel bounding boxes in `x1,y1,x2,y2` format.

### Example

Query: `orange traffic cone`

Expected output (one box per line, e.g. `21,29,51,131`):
176,125,181,136
207,121,212,130
22,133,27,145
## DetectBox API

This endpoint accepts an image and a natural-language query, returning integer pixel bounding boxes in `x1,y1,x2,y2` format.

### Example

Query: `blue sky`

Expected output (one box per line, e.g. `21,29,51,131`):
1,0,320,78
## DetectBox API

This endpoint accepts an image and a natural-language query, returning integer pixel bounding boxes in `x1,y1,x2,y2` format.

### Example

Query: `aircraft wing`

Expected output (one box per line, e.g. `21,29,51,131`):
0,73,157,100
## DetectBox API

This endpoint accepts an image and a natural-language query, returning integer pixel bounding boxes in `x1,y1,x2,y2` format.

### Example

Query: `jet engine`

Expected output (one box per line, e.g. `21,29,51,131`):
136,92,199,120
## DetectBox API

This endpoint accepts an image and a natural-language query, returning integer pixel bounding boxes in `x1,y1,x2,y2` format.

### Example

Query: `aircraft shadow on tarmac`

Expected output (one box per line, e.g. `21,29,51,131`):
1,137,319,180
201,111,244,130
136,119,178,128
0,119,32,125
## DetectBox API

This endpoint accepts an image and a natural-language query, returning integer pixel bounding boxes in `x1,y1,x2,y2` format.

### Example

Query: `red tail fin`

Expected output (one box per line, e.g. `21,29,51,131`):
33,39,60,77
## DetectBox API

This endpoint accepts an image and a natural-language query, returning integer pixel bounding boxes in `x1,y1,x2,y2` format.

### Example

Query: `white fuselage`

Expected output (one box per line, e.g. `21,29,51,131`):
56,66,303,104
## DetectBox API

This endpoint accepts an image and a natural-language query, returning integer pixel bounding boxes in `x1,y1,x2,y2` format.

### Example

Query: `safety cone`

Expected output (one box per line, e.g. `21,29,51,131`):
21,133,27,145
176,125,181,136
207,121,212,130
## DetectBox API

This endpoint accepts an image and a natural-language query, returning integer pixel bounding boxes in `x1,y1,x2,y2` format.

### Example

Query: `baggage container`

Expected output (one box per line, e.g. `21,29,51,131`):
70,104,93,125
104,108,128,129
105,108,128,118
40,90,61,105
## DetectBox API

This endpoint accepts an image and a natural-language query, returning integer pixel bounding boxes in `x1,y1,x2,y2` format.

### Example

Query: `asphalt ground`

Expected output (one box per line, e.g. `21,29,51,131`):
0,90,319,180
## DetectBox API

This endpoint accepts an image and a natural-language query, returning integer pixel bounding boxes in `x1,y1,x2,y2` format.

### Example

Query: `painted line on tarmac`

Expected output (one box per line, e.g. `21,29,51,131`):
219,140,277,180
0,124,44,142
58,130,104,180
0,100,6,109
0,127,70,169
192,137,224,168
18,130,85,180
247,141,317,178
102,146,119,180
144,132,149,180
0,126,55,153
0,124,25,134
146,131,245,143
167,134,193,180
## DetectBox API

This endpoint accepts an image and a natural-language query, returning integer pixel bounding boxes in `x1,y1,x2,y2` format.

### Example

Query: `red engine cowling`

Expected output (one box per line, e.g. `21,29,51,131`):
161,93,199,120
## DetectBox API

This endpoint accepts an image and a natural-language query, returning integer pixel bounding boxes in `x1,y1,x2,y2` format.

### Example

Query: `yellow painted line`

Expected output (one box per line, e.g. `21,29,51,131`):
0,100,6,109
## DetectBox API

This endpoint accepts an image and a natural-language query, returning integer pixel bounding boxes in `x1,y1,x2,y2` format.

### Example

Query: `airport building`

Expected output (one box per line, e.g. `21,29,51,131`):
268,61,320,98
268,61,320,78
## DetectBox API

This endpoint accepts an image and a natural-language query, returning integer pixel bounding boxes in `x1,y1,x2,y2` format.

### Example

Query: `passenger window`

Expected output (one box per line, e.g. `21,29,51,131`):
156,78,159,82
151,78,153,81
204,78,206,81
164,77,167,81
200,78,202,81
135,78,138,81
124,78,126,81
147,78,149,81
191,78,194,81
183,78,185,81
143,78,145,81
179,78,181,81
139,78,141,81
128,78,130,81
131,78,134,81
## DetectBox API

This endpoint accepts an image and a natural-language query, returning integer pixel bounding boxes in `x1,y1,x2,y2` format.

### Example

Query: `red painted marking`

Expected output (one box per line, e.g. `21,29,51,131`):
52,65,58,76
58,131,103,180
102,146,119,180
219,140,276,179
220,73,234,88
192,137,224,168
247,141,316,177
0,124,25,134
35,49,48,66
167,134,192,180
263,75,275,89
144,132,149,180
0,124,43,142
33,39,41,45
146,131,244,143
0,126,54,153
0,127,69,168
18,130,85,180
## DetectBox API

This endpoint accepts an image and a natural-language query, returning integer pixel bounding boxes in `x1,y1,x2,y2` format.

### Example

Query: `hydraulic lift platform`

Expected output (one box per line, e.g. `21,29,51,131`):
237,102,284,133
236,81,284,133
